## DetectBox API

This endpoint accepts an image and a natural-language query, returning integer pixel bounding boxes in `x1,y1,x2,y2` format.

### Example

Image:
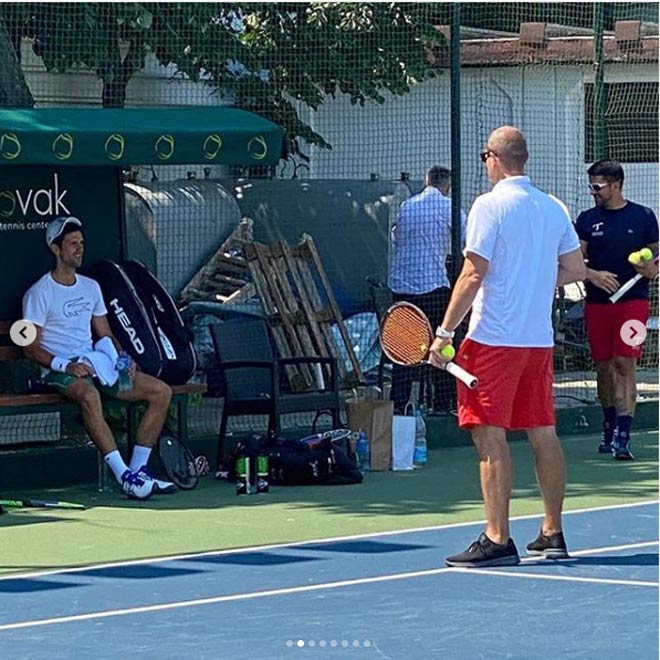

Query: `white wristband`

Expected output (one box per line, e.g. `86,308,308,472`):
50,356,71,373
435,327,455,339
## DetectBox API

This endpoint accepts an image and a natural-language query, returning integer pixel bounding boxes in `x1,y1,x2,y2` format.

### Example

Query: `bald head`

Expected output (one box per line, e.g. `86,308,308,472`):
487,126,528,172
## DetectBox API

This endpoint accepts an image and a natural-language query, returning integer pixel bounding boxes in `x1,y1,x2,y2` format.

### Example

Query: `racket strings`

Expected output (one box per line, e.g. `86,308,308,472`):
381,307,432,365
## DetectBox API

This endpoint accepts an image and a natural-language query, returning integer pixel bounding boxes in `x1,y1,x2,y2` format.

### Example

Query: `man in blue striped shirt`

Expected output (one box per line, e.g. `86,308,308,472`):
388,165,466,412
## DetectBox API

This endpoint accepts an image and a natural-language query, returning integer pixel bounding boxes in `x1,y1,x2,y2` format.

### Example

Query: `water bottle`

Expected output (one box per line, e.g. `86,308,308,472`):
116,351,133,392
413,409,427,466
355,429,370,473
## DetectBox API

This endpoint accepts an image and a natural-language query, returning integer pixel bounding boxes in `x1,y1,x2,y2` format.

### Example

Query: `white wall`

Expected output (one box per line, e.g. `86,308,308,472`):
304,62,658,218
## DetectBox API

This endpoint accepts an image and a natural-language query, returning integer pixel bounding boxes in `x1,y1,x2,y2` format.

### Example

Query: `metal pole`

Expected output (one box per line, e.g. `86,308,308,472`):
593,3,606,160
450,3,462,282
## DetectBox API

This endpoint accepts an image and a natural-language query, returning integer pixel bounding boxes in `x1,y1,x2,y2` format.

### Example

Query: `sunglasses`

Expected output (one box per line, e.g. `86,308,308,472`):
588,182,609,192
480,150,497,163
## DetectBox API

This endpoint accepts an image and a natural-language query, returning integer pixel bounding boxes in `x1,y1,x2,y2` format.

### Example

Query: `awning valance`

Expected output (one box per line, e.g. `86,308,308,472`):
0,106,284,166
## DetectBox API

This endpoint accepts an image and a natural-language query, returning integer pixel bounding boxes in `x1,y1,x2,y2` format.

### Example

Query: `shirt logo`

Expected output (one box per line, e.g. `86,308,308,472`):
63,297,91,318
591,222,604,233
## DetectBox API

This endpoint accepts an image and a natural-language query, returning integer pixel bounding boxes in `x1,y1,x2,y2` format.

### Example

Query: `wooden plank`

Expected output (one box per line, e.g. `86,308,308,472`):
278,240,327,356
269,245,317,384
253,243,313,389
300,235,364,383
295,257,346,380
178,218,253,304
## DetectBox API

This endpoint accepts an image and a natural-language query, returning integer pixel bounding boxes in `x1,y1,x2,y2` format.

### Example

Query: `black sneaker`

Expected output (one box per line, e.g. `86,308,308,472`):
525,529,569,559
445,533,520,568
597,440,613,454
613,442,634,461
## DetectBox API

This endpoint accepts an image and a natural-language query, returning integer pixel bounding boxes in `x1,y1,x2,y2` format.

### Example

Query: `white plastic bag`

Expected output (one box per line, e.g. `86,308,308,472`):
391,403,416,471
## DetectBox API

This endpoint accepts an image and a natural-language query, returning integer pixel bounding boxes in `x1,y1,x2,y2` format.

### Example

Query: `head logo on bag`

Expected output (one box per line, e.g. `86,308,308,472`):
109,298,145,354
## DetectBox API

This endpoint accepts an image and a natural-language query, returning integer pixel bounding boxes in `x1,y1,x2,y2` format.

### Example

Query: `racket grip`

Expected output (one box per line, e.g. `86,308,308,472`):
444,362,478,389
609,274,642,303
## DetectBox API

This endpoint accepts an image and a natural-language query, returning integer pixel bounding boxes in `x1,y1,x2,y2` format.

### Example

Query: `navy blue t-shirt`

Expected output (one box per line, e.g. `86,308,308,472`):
575,201,658,303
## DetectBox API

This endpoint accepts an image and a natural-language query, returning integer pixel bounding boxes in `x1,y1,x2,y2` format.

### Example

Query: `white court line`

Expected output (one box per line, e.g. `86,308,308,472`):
449,569,657,589
1,499,656,581
0,540,656,633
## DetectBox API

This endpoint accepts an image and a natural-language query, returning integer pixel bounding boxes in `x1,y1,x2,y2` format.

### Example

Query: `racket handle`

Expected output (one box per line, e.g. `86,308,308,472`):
609,274,642,303
444,362,478,389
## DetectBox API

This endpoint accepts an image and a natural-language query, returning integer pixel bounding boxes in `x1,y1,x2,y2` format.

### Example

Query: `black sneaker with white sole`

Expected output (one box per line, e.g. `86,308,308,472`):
445,533,520,568
526,529,569,559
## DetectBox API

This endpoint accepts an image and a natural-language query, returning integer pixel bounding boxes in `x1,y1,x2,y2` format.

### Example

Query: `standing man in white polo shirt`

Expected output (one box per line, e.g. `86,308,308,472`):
429,126,586,568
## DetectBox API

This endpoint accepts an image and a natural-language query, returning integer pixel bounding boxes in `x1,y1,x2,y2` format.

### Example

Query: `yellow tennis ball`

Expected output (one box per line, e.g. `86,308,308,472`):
639,247,653,261
628,251,642,265
440,345,455,359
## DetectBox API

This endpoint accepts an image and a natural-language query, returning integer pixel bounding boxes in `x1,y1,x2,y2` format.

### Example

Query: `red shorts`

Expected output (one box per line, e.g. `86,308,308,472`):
456,339,555,431
584,300,650,361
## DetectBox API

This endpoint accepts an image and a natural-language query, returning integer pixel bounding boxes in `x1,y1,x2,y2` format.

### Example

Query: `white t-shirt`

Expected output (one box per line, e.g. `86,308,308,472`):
22,273,108,358
464,176,580,347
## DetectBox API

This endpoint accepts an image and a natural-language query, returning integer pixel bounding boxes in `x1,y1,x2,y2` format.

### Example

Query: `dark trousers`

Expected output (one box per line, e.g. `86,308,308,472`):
389,287,453,413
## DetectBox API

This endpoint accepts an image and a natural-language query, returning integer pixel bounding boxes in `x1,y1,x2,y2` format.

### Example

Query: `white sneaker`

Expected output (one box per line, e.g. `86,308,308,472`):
137,466,177,494
120,469,155,500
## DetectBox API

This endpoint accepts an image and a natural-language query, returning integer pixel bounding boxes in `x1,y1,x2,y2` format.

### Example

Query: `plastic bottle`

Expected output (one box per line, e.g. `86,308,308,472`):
116,351,133,392
413,409,427,466
355,429,370,473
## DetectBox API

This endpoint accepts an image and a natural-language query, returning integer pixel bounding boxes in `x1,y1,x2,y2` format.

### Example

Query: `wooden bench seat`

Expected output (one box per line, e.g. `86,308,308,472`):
0,320,206,446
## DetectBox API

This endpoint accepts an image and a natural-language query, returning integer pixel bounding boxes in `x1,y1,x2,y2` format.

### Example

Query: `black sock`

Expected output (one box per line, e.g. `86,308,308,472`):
616,415,633,444
602,406,616,444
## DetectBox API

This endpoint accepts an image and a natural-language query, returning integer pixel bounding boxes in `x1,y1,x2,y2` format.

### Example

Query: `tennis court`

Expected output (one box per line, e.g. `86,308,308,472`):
0,502,656,660
0,429,657,659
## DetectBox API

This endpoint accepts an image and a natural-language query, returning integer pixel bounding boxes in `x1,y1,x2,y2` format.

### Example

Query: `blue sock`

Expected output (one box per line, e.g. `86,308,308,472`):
616,415,633,445
602,406,616,444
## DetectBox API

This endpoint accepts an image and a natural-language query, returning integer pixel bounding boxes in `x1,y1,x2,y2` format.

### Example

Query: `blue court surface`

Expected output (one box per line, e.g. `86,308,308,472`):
0,501,657,660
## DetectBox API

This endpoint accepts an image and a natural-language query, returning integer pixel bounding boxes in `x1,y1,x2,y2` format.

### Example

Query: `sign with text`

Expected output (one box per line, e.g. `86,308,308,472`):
0,166,123,320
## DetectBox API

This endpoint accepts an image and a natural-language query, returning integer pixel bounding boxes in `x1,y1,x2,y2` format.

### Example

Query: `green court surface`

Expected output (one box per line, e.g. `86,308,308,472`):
0,430,657,575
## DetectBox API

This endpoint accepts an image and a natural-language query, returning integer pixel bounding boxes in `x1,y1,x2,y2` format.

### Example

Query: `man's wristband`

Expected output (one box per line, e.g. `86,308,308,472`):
435,327,455,339
50,356,71,373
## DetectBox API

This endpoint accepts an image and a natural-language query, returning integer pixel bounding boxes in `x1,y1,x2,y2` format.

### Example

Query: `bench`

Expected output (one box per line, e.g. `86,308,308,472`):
0,320,206,487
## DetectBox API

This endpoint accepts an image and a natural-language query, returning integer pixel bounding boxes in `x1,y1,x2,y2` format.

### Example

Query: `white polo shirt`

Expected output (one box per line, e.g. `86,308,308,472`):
464,176,579,347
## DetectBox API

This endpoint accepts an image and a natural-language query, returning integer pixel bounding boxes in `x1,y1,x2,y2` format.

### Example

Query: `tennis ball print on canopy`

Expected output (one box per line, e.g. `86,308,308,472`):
52,133,74,160
0,133,21,160
248,135,268,160
104,134,125,161
155,134,175,160
203,134,223,160
0,190,16,218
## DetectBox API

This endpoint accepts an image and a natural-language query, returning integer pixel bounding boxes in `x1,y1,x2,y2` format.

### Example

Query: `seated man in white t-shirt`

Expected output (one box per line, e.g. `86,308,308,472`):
22,216,175,500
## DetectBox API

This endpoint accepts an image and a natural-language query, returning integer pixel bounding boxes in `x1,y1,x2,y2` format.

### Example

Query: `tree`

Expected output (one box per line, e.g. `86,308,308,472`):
1,3,445,160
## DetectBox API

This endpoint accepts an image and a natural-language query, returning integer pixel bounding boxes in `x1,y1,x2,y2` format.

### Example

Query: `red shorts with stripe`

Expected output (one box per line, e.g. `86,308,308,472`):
584,299,650,361
456,339,555,431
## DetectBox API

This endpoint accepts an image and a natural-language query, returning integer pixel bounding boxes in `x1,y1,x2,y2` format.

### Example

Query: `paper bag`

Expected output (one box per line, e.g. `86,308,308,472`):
391,405,415,471
346,399,393,471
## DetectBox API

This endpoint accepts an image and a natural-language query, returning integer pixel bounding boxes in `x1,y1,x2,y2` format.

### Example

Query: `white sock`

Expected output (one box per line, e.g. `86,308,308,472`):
129,445,152,472
104,450,129,483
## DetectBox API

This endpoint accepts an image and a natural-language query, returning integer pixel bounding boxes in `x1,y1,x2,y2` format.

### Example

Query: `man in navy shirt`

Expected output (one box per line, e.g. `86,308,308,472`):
575,160,658,460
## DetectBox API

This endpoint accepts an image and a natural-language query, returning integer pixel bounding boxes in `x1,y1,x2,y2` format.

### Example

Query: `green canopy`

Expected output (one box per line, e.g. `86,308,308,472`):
0,107,284,166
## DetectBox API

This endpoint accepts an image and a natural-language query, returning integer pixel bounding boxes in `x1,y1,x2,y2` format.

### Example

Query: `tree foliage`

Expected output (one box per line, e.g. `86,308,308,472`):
2,2,445,159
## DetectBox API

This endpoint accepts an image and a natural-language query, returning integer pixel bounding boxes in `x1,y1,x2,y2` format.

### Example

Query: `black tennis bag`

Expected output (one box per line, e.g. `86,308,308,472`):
93,260,165,377
122,260,197,385
228,432,362,486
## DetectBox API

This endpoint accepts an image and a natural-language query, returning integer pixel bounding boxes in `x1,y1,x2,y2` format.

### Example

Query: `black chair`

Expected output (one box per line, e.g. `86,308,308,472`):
210,319,342,468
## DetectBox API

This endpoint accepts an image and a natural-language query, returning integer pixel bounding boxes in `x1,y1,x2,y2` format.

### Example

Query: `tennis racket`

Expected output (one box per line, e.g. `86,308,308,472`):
0,498,85,510
380,302,478,389
158,431,199,490
609,252,659,303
